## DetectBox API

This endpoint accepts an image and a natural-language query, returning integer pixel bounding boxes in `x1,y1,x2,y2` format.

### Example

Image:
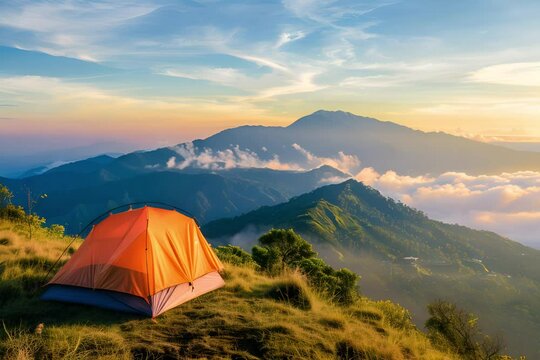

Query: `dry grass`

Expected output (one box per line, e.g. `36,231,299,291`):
0,220,456,359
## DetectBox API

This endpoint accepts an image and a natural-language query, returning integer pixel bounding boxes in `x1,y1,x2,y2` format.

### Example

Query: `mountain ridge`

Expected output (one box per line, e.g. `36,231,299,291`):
202,178,540,358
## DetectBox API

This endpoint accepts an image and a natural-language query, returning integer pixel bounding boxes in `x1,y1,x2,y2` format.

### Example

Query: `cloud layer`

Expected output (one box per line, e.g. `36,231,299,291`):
165,141,540,248
166,142,361,174
356,168,540,248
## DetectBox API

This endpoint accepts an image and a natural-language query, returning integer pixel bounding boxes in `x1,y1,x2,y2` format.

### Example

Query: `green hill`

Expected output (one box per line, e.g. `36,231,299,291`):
1,166,346,233
203,180,540,358
0,220,454,360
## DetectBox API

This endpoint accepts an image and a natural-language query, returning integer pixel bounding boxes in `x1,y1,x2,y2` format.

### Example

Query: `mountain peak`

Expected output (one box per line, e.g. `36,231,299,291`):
287,110,379,129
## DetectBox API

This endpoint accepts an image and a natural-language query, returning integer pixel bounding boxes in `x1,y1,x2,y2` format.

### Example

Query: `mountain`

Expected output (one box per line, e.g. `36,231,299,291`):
193,110,540,175
3,166,347,233
17,155,117,178
4,109,540,233
7,109,540,180
203,180,540,358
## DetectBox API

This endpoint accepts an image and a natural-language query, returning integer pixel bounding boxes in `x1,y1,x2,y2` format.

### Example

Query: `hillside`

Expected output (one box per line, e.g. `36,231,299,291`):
203,180,540,358
0,220,453,360
1,166,347,233
204,180,539,276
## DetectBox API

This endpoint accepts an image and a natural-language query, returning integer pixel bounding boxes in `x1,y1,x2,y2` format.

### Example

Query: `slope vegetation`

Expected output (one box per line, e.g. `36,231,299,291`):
203,180,540,358
0,220,455,360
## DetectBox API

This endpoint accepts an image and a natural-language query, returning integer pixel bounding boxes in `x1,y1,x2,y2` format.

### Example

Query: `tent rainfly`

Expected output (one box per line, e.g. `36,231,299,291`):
42,206,224,317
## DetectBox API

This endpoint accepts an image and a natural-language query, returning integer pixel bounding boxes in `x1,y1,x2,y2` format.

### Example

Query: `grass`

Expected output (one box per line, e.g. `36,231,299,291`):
0,220,456,360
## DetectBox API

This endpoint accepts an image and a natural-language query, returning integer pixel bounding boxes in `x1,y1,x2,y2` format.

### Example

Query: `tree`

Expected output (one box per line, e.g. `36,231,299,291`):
425,300,504,360
23,187,47,240
252,229,359,304
0,184,13,208
253,229,316,274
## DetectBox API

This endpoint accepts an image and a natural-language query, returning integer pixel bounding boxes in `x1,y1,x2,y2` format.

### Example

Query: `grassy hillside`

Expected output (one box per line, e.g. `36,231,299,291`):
203,180,540,358
0,220,455,360
205,180,540,278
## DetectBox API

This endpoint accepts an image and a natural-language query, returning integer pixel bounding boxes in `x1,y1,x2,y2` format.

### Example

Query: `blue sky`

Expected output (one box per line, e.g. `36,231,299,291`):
1,0,540,155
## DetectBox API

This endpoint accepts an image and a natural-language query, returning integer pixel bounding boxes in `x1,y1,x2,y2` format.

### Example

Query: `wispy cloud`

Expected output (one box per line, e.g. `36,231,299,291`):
275,31,306,48
0,1,157,61
469,62,540,87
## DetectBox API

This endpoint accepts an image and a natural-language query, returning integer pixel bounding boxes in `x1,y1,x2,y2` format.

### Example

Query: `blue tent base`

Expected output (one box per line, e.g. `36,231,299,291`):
41,285,152,316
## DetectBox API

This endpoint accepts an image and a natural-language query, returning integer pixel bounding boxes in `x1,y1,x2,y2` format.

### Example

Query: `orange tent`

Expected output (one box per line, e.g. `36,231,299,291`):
42,206,224,317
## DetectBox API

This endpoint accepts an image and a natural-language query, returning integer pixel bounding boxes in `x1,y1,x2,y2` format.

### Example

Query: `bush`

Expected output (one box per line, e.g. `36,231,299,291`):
48,224,65,238
0,204,26,223
252,245,283,275
252,229,359,305
297,258,359,305
215,245,258,268
375,300,415,331
0,184,13,208
425,300,503,360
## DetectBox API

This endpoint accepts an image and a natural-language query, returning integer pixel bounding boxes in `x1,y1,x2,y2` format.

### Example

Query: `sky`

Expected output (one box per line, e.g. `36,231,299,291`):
1,0,540,156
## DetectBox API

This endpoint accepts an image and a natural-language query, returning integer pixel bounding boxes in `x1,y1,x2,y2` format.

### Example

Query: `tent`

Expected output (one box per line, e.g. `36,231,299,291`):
42,206,224,317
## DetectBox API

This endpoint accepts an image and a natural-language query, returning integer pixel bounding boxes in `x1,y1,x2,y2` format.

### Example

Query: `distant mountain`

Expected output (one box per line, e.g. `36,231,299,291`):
192,110,540,175
44,154,117,175
2,166,347,233
17,155,117,178
17,165,50,179
9,109,539,180
203,180,540,358
4,109,540,235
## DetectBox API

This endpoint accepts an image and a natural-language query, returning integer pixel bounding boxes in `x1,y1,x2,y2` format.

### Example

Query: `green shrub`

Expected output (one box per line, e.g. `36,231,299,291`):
297,258,358,305
252,229,359,305
0,204,26,223
425,300,503,360
215,245,258,268
0,184,13,208
48,224,65,238
375,300,415,331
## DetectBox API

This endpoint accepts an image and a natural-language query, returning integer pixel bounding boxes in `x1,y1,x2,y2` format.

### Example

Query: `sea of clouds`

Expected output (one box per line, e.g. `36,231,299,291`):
165,143,540,249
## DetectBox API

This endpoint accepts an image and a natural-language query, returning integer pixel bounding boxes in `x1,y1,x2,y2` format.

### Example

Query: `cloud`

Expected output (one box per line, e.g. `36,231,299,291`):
355,168,540,248
166,142,360,174
229,53,290,72
160,67,251,87
255,71,326,99
413,96,540,118
0,1,156,61
470,62,540,87
276,31,306,48
167,142,300,171
292,143,361,173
